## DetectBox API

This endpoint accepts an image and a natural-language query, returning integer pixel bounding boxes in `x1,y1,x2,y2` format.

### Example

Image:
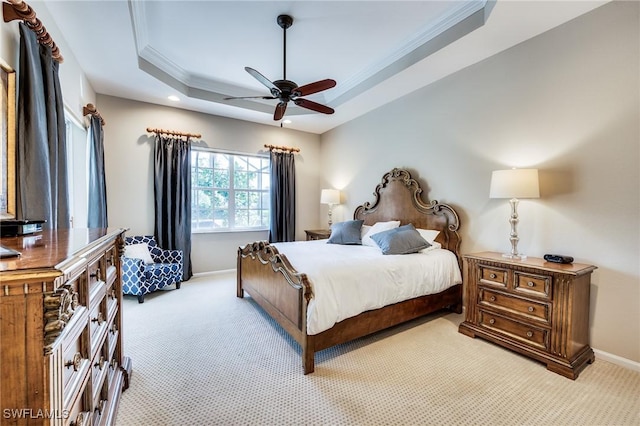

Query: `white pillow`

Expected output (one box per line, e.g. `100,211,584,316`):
417,228,440,244
124,243,154,264
360,225,372,239
417,229,442,253
362,220,401,247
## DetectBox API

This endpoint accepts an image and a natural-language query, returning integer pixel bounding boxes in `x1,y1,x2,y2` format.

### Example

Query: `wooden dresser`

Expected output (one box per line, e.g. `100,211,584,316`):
458,252,597,379
304,229,331,241
0,228,132,425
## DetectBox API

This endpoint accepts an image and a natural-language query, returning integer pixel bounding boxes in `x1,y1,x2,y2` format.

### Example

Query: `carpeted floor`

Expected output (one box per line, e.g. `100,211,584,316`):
116,272,639,425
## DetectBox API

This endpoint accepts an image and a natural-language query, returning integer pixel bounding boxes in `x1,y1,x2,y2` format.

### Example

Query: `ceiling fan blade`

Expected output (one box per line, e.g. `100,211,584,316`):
245,67,280,96
293,98,334,115
223,95,277,100
274,102,288,121
292,79,336,97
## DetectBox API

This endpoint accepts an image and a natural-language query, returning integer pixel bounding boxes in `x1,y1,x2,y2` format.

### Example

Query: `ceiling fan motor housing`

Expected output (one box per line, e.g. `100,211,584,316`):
277,14,293,29
273,79,298,100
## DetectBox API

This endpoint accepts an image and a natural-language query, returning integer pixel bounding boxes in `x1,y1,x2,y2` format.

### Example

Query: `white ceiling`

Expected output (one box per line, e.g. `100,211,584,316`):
42,0,607,134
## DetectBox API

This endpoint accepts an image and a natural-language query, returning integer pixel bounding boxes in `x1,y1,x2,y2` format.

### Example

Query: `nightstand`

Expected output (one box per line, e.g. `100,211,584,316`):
458,252,597,379
305,229,331,241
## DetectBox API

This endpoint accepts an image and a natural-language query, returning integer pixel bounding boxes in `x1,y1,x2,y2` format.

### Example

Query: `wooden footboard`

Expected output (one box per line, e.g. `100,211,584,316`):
237,241,462,374
237,241,316,372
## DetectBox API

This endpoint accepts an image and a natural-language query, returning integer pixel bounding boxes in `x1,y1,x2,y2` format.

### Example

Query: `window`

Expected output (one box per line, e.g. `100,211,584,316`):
65,113,88,228
191,149,270,232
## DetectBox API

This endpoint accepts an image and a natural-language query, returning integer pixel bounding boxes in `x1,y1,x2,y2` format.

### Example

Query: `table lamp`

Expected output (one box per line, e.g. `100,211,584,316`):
320,189,340,227
489,168,539,259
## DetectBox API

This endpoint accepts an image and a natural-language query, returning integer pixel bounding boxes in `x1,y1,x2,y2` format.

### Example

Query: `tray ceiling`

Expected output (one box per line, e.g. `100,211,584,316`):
41,1,607,134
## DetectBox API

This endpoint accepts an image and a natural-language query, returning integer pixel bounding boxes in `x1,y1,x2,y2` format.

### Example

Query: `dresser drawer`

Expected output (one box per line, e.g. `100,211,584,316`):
87,257,104,293
92,342,110,408
61,332,91,410
478,288,551,324
478,265,508,288
89,300,108,355
64,387,92,426
514,271,552,299
479,310,549,351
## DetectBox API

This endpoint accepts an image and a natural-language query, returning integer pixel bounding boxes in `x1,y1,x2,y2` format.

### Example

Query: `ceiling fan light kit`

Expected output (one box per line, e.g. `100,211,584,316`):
224,14,336,121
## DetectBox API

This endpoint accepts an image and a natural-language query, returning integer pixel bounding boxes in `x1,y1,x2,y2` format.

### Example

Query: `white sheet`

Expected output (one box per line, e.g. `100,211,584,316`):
272,240,462,335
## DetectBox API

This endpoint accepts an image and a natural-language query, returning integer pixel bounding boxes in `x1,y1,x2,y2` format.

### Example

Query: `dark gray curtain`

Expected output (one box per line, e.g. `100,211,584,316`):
154,135,192,281
268,151,296,242
16,23,69,229
87,116,107,228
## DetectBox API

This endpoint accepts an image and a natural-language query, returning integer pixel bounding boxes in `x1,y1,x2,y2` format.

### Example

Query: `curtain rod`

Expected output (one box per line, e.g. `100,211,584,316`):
2,0,63,63
264,144,300,153
147,127,201,139
83,103,105,126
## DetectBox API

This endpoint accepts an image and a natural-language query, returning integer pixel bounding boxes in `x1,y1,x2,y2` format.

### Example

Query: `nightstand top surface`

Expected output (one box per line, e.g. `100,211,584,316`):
464,252,597,275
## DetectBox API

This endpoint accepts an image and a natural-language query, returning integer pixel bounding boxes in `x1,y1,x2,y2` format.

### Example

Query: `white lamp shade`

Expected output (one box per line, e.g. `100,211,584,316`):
489,169,540,199
320,189,340,205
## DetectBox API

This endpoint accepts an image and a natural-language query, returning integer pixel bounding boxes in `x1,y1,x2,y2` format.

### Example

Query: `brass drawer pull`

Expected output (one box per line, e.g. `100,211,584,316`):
65,352,83,371
91,311,104,324
527,281,535,287
526,331,533,338
90,268,101,280
70,412,88,426
490,296,496,302
490,273,497,279
489,318,495,325
528,306,534,312
94,355,105,369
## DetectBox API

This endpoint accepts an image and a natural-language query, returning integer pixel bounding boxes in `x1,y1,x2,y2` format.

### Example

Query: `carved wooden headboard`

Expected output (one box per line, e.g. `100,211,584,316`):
353,168,461,267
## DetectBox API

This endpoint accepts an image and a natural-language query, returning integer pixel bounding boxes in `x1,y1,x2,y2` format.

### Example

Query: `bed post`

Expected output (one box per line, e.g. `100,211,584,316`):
303,335,315,374
236,246,244,298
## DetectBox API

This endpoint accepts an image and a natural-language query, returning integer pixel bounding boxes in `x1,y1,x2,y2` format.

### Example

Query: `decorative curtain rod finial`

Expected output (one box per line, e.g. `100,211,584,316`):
83,103,105,126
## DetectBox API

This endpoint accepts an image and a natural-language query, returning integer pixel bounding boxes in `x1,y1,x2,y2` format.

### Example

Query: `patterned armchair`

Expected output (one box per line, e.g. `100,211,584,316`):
122,236,183,303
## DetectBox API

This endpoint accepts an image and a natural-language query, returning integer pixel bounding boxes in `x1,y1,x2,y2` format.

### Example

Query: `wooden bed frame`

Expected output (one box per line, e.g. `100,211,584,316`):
237,168,462,374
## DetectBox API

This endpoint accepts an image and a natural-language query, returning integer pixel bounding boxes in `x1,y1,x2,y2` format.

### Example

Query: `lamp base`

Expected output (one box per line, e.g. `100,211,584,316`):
502,253,528,260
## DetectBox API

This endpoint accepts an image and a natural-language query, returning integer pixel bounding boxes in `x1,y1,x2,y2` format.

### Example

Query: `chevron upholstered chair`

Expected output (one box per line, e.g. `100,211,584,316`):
122,235,183,303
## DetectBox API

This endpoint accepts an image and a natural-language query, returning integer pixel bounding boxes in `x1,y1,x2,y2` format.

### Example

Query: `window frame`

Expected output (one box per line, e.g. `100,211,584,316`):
191,147,270,234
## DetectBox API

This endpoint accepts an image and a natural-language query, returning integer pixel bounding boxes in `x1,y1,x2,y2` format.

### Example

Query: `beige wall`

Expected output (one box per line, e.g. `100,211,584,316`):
320,1,639,363
97,95,322,273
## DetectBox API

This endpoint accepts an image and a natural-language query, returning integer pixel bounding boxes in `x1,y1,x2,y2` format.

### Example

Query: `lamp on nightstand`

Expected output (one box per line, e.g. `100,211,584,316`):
320,189,340,227
490,168,539,259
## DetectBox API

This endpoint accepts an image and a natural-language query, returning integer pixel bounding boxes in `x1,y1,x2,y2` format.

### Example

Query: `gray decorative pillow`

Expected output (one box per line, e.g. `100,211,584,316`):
327,220,364,245
370,223,431,255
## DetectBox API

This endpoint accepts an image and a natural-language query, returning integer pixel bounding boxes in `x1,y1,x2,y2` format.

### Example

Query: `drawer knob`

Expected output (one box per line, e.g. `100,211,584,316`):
490,296,496,302
528,306,534,312
489,318,495,325
65,352,83,371
490,273,497,279
70,412,88,426
90,268,101,280
94,355,105,369
91,311,104,324
526,331,533,338
527,281,535,287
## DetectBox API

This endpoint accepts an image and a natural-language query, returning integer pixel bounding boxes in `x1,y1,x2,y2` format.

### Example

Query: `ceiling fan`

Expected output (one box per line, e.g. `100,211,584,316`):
223,14,336,121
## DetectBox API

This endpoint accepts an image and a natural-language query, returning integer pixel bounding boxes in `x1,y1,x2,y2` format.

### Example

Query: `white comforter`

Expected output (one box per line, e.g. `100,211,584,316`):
272,240,462,335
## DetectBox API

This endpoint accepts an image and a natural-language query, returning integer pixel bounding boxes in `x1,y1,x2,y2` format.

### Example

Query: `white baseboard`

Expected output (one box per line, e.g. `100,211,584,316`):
193,269,235,278
593,348,640,372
